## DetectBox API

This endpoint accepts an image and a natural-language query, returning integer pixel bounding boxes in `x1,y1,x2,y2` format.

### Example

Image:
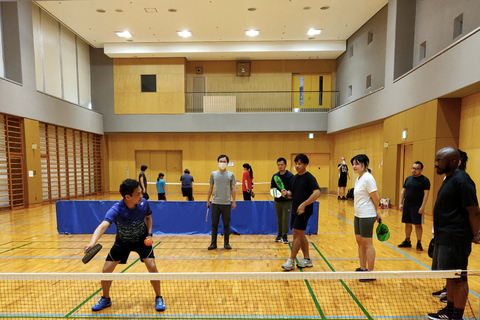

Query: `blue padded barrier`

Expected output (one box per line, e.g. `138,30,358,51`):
56,200,318,235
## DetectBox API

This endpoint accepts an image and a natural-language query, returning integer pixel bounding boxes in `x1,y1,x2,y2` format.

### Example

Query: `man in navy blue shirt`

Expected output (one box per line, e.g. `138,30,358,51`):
84,179,165,312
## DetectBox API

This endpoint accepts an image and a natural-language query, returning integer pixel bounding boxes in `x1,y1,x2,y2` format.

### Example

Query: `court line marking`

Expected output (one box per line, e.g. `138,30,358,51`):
327,209,480,299
0,214,56,229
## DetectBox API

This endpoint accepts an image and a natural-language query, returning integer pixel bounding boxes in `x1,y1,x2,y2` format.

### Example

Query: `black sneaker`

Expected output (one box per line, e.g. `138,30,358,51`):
342,196,347,200
432,287,447,298
338,196,341,200
417,242,423,251
208,243,217,250
275,235,282,242
398,240,412,248
440,296,447,303
224,243,232,250
428,307,452,320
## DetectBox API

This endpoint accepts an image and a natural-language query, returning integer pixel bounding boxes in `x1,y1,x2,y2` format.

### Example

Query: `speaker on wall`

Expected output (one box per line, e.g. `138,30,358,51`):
196,66,203,74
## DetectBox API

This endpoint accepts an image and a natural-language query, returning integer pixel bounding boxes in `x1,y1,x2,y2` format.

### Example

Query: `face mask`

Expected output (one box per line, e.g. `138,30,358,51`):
219,163,227,170
342,160,346,165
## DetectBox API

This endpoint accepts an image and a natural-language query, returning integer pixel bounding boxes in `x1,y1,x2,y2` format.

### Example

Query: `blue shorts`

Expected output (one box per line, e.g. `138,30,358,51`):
401,205,424,225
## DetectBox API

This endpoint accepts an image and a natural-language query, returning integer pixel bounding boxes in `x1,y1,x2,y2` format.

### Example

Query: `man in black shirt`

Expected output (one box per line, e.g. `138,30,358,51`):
281,154,320,271
398,161,430,251
337,157,350,200
428,147,480,320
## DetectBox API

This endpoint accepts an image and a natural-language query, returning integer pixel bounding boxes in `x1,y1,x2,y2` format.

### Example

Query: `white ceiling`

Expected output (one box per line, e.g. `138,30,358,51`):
35,0,388,61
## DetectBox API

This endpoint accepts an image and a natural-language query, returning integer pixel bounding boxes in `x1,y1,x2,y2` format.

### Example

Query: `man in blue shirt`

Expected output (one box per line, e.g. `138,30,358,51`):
84,179,165,312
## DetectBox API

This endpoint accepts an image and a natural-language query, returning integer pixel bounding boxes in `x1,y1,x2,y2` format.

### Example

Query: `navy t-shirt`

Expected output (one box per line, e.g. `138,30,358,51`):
403,175,430,207
434,170,478,246
180,174,194,188
271,170,294,202
104,199,152,245
290,172,320,216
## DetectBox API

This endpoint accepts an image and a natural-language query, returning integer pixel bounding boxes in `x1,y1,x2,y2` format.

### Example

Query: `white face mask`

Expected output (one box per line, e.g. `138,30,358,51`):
219,163,227,170
342,160,346,165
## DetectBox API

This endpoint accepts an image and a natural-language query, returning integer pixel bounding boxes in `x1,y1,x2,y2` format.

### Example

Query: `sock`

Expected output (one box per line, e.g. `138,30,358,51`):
444,301,454,315
452,307,464,320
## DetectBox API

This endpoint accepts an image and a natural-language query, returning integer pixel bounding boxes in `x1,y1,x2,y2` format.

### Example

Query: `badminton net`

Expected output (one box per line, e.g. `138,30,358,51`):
0,270,478,319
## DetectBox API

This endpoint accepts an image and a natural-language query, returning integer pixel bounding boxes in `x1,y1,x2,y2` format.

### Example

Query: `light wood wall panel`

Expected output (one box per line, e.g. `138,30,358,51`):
329,123,384,195
105,133,332,194
113,58,186,114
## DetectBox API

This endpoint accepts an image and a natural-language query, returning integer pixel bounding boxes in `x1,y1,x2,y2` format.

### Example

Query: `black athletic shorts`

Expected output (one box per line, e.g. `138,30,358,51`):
338,177,347,187
157,193,166,200
106,241,155,264
432,243,471,272
401,205,423,225
182,187,193,200
290,213,312,231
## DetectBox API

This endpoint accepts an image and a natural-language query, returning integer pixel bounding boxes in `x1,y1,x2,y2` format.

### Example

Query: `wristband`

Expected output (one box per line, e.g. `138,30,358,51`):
147,233,153,237
473,233,480,239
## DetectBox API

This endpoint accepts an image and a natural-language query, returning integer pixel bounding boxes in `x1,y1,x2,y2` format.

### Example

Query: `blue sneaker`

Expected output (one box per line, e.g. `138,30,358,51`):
92,297,112,311
155,296,166,311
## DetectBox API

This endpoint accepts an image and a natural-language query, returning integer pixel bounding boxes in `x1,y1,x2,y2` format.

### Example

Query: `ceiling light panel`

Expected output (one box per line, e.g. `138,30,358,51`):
177,30,192,37
144,8,157,13
307,29,322,36
116,31,132,38
245,30,259,36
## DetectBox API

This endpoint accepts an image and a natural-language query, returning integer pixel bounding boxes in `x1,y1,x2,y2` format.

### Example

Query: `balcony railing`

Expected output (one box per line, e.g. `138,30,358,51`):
185,91,339,113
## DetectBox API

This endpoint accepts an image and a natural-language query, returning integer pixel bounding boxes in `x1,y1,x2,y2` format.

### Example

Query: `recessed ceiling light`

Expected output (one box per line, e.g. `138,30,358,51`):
307,29,321,36
247,7,256,11
96,9,105,13
116,31,132,38
245,30,260,36
115,9,123,13
144,8,157,13
168,8,177,12
320,6,330,10
126,39,133,42
303,7,311,10
177,30,192,37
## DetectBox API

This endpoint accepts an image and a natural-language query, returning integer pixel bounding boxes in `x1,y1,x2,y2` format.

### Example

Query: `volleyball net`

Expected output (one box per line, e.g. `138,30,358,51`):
0,270,478,319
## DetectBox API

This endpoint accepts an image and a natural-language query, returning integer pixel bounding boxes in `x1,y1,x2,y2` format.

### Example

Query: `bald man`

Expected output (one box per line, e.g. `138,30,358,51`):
428,147,480,320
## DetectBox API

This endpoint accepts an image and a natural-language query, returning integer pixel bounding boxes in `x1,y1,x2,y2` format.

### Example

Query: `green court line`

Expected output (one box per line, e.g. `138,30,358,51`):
288,243,326,320
0,241,35,255
64,242,161,318
311,242,373,320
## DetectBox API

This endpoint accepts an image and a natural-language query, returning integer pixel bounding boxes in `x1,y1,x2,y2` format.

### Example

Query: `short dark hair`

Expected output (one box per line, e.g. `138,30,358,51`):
141,165,148,171
458,149,468,171
184,169,190,174
217,154,229,163
294,154,309,165
119,179,140,198
413,161,424,169
277,157,287,165
351,154,369,171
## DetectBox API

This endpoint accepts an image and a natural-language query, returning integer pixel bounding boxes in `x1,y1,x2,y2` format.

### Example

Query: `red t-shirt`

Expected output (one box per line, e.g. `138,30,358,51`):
242,171,252,191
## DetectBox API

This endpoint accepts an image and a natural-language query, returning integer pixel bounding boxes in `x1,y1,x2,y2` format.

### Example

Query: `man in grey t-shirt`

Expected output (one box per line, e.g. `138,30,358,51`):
206,154,236,250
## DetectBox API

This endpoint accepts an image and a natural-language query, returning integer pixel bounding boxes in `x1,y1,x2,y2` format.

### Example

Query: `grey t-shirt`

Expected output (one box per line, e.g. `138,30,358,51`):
209,170,236,205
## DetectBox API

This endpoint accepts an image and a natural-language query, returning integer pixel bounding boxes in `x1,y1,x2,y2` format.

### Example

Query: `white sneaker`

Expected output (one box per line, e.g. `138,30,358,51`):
297,258,313,268
282,258,295,271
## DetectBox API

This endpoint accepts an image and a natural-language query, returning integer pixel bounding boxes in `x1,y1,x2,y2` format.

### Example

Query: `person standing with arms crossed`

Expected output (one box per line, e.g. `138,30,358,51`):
398,161,430,251
271,157,294,244
427,147,480,320
206,155,236,250
84,179,165,312
281,154,321,271
337,157,350,200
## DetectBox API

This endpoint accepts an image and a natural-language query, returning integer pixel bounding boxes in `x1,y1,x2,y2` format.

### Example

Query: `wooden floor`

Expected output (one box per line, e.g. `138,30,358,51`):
1,192,479,319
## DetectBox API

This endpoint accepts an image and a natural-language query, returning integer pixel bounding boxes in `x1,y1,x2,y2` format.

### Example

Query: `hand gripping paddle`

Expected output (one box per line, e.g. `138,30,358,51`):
82,243,102,264
274,175,285,191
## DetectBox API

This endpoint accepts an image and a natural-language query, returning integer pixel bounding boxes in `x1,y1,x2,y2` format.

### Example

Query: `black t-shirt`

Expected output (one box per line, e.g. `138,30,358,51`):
403,175,430,207
338,164,348,180
291,171,320,216
271,170,294,202
434,170,478,246
139,172,147,192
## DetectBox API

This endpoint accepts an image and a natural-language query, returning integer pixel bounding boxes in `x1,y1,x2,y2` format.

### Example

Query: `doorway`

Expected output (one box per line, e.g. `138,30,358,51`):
290,153,330,193
135,150,183,195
